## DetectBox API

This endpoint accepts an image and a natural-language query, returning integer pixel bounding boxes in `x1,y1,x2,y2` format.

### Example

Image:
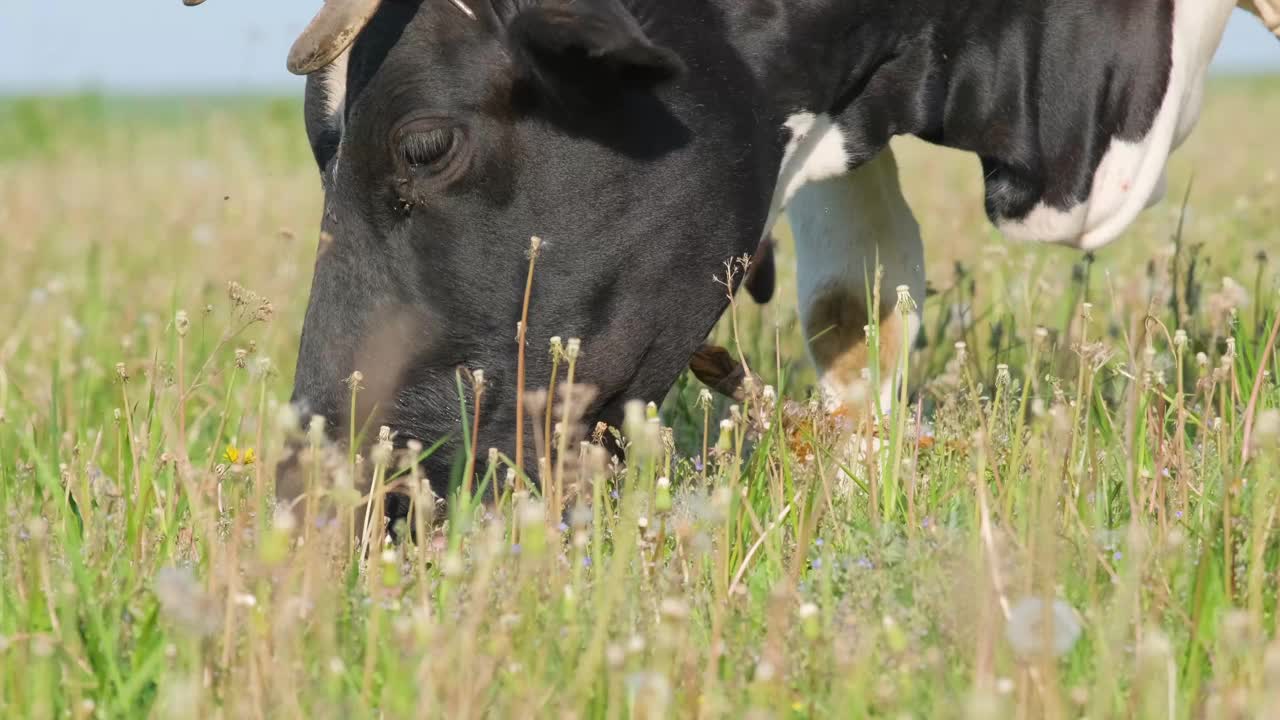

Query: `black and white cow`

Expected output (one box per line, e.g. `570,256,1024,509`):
187,0,1268,498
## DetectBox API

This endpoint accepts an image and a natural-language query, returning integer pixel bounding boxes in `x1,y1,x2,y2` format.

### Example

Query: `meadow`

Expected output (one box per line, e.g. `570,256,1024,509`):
1,76,1279,718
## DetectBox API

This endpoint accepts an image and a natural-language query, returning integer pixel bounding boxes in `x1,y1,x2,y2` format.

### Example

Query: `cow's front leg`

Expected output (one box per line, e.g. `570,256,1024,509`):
790,146,924,420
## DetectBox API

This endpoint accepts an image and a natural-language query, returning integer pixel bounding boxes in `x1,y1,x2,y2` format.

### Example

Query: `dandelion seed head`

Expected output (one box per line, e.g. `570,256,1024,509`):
627,635,645,654
307,415,326,445
155,566,218,636
660,598,689,620
442,552,464,576
1005,597,1082,658
697,388,713,408
273,507,297,532
895,284,917,314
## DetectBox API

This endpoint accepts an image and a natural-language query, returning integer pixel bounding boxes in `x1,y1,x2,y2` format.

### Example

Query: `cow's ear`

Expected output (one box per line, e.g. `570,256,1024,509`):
508,0,685,92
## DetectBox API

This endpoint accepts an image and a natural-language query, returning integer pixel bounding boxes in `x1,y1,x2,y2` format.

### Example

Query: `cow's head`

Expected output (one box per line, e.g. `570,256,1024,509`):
197,0,771,496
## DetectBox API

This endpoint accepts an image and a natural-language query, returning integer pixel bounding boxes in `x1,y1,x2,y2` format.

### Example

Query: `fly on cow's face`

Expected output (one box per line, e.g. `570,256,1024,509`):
392,117,469,196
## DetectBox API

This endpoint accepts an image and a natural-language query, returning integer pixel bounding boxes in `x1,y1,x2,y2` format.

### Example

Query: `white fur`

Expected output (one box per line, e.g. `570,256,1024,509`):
787,146,925,413
765,113,852,237
998,0,1238,250
766,115,924,413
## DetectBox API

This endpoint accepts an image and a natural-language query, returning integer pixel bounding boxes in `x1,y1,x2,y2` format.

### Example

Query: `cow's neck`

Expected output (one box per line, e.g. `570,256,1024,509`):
749,1,949,157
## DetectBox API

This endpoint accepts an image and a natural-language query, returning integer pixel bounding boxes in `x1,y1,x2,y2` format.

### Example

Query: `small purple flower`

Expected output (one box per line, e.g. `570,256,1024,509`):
856,557,874,570
511,544,522,556
582,556,592,568
611,490,620,500
811,557,823,570
1113,551,1122,561
921,518,931,529
694,458,705,472
814,538,824,547
1175,511,1183,519
558,522,569,533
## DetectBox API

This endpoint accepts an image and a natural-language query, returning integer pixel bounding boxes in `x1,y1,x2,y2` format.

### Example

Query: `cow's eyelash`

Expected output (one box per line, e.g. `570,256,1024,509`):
401,128,457,168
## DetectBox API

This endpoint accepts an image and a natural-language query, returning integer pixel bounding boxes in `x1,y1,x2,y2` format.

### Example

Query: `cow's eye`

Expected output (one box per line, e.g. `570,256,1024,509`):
397,124,459,171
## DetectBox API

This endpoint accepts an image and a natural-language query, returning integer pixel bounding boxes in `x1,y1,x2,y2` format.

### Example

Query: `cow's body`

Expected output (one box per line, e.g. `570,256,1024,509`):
741,0,1237,410
210,0,1252,498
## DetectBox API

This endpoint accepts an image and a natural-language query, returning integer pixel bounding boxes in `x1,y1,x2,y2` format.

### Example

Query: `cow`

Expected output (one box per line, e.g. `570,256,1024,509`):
184,0,1268,505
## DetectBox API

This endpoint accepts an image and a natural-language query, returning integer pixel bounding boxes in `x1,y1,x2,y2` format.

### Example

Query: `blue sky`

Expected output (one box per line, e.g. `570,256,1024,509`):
2,2,1278,93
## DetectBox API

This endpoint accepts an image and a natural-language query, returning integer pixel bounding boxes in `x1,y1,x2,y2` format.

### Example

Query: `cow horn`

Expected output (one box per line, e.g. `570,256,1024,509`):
287,0,383,76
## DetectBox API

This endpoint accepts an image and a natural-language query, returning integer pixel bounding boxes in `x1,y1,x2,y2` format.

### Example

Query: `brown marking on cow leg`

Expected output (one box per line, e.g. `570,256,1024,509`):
788,146,924,424
803,284,908,421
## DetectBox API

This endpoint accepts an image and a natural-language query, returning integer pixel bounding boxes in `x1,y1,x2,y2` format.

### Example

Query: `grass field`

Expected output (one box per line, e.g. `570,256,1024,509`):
1,76,1279,718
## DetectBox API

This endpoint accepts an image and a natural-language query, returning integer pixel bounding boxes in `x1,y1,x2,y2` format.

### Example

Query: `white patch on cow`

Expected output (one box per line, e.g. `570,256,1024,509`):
789,146,925,414
997,0,1238,250
765,113,851,236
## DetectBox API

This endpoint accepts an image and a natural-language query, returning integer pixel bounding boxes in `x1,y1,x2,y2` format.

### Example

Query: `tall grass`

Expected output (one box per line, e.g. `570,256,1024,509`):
1,81,1279,718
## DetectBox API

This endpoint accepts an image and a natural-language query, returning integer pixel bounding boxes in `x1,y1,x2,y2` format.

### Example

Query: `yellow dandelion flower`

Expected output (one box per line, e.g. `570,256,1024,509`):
242,448,256,465
224,445,239,464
